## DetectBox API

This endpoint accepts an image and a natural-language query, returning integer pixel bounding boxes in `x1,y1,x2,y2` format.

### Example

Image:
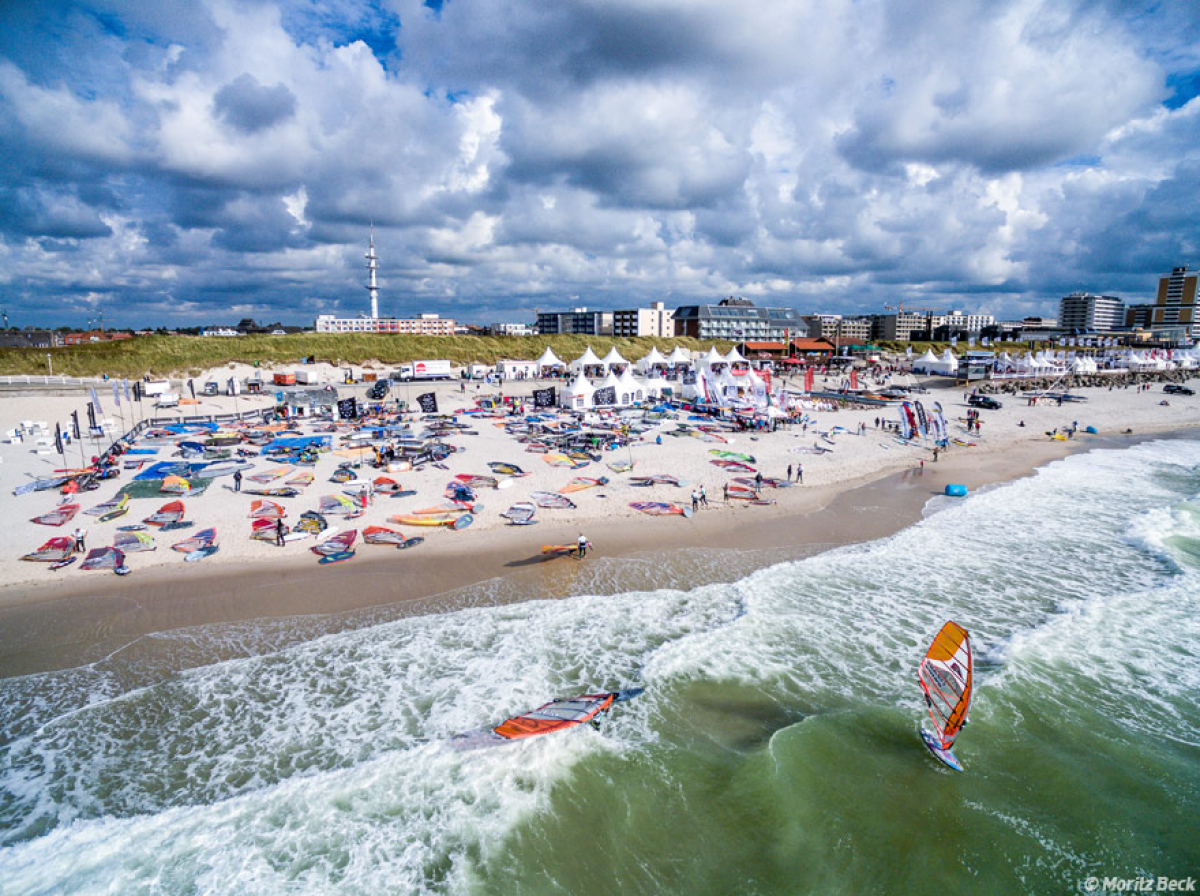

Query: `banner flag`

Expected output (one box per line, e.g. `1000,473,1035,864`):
532,387,556,408
416,392,438,413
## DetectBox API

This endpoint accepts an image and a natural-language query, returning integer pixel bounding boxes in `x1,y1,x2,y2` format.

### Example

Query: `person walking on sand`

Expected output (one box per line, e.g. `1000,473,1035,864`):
723,482,729,503
699,484,708,507
796,463,803,484
691,489,700,513
275,518,286,547
233,469,242,492
787,463,793,482
755,471,763,490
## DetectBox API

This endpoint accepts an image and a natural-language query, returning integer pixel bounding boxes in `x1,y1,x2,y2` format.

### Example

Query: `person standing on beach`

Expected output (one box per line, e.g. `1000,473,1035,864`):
699,485,708,507
73,526,86,553
933,447,939,462
787,463,793,481
275,518,285,547
755,471,763,490
233,469,242,492
796,464,803,484
691,489,700,513
577,533,589,559
723,482,729,502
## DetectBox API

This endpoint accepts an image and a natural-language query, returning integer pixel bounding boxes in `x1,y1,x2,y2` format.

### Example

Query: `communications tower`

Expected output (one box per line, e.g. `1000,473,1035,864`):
365,225,379,319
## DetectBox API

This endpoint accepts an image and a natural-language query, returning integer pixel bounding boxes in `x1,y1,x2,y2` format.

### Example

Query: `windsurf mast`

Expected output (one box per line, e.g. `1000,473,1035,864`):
918,620,972,750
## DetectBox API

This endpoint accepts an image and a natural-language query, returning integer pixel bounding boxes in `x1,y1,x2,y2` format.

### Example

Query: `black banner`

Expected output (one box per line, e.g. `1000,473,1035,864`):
133,380,142,402
54,422,64,455
337,397,358,420
71,410,80,441
914,401,928,435
86,401,96,429
533,387,556,408
592,385,616,406
416,392,438,413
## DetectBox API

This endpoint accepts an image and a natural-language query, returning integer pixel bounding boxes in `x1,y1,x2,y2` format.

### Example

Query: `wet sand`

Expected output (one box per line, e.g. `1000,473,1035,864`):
0,435,1086,678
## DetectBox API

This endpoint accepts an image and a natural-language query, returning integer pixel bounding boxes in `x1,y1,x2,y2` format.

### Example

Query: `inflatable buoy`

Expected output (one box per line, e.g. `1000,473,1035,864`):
944,484,968,497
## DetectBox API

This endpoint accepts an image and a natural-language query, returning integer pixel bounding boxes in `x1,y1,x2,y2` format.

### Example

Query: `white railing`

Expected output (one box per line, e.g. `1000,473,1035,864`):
0,375,106,386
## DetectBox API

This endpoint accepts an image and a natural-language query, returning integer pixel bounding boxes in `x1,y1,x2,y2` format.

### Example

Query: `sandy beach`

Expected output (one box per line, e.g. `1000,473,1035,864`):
1,366,1197,677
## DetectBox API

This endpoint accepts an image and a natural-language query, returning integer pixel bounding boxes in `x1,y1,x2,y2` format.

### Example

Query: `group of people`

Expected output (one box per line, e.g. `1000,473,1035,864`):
690,486,710,512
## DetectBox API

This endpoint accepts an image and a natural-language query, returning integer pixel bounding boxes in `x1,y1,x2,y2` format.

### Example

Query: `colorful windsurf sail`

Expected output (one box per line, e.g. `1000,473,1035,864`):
21,537,75,562
172,527,216,553
144,500,185,527
32,503,80,526
918,620,973,752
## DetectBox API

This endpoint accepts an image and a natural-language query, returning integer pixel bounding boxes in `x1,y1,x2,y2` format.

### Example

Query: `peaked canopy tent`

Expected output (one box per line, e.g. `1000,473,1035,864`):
723,346,748,368
701,346,726,370
560,375,596,410
664,346,693,369
636,346,666,375
616,368,646,405
535,347,565,374
600,347,630,373
569,346,604,377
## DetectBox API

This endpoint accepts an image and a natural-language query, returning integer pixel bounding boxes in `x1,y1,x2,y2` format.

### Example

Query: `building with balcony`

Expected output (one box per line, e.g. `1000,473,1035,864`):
612,302,674,338
674,298,804,341
1152,266,1198,338
535,308,613,335
314,313,456,335
1059,292,1126,332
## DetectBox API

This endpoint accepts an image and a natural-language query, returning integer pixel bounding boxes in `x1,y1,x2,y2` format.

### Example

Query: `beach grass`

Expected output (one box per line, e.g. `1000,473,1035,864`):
0,334,726,379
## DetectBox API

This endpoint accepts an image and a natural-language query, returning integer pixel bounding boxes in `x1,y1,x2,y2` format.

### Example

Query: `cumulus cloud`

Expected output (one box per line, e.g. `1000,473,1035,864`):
0,0,1197,327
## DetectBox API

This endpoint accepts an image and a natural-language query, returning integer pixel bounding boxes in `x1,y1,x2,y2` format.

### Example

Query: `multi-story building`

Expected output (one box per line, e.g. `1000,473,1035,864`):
1059,292,1125,332
1124,304,1155,329
612,302,674,338
674,298,804,342
871,312,929,341
490,322,538,336
928,310,996,335
800,314,872,347
314,313,456,335
535,308,613,335
1152,266,1199,338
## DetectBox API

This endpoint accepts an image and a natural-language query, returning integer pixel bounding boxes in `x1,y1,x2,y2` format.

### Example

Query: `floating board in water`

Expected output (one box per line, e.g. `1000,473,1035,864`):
50,557,77,570
117,524,149,532
318,550,355,565
452,513,474,530
184,545,219,562
98,506,129,523
397,537,424,550
919,727,964,772
451,689,644,750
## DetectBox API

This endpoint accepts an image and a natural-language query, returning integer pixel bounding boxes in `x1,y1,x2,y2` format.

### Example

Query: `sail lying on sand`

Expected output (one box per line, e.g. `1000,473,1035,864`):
918,620,973,770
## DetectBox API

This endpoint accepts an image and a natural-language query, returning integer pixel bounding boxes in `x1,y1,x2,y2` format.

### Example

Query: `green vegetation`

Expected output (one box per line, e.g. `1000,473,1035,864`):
0,334,729,378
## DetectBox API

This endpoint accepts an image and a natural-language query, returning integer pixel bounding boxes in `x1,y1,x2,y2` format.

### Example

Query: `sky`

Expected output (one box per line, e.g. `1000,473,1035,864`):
1,0,1198,330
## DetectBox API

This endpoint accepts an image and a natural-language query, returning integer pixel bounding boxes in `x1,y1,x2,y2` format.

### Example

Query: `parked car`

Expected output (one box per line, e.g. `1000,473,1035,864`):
1164,384,1194,396
967,395,1002,409
366,380,390,400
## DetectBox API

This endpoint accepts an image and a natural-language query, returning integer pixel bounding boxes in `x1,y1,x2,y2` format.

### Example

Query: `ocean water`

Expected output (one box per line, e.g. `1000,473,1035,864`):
1,437,1198,895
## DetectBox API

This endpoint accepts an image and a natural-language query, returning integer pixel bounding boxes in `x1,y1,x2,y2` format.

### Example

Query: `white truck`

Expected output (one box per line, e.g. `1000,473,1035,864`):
394,359,452,382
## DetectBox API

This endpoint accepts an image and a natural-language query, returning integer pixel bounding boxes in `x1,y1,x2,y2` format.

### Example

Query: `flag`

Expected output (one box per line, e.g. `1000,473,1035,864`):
112,380,121,407
804,367,814,393
90,386,103,414
123,379,131,403
337,397,358,419
54,422,64,455
86,401,96,430
188,380,195,399
416,392,438,414
592,385,616,406
849,369,858,390
532,387,556,408
71,410,80,441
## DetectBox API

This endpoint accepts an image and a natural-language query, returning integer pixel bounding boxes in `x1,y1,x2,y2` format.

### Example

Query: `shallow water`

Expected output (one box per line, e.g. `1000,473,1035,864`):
1,438,1198,894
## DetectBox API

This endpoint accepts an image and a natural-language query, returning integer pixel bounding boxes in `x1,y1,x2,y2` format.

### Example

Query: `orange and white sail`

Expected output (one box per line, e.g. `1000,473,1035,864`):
918,620,972,750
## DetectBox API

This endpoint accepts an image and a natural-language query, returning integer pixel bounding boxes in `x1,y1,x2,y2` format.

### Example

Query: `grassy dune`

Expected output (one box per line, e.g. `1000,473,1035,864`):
0,334,731,379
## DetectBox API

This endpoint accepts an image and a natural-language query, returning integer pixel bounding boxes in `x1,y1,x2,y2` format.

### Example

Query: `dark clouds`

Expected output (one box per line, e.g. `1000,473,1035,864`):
0,0,1197,328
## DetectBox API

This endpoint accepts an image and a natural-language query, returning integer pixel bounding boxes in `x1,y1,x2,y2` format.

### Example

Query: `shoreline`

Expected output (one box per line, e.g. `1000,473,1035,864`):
0,432,1095,679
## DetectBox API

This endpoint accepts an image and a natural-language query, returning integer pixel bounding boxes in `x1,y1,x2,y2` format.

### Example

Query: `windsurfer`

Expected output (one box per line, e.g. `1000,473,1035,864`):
73,527,86,552
577,533,590,559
